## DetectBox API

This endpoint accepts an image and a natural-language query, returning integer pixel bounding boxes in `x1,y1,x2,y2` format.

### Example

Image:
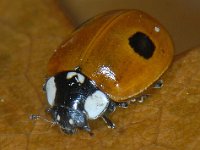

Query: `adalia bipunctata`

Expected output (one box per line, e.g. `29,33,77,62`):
44,10,174,134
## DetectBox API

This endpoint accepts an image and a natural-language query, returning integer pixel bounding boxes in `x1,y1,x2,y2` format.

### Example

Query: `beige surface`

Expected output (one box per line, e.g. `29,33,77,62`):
61,0,200,54
0,0,73,149
0,0,200,149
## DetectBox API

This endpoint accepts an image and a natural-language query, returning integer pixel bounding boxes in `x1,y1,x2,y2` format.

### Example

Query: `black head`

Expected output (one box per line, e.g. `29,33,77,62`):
49,106,91,134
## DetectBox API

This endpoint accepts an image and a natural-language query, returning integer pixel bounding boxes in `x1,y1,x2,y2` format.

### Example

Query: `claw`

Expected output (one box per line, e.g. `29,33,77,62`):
102,115,115,129
131,94,150,103
83,125,94,136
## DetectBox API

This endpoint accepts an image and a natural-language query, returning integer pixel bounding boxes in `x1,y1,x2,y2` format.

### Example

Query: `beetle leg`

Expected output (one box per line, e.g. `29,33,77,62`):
102,115,115,129
131,94,150,103
117,102,129,108
152,79,163,89
102,101,130,129
108,100,129,112
106,101,117,113
83,125,94,136
130,80,163,104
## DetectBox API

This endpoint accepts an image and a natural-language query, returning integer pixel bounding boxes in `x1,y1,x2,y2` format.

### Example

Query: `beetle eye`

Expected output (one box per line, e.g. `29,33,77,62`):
129,32,155,59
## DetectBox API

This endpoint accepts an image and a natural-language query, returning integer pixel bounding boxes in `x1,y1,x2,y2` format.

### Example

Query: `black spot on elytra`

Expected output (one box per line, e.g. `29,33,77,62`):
129,32,155,59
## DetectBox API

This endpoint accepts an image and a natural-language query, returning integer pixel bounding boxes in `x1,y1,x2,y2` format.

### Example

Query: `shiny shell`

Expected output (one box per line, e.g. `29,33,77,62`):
47,9,174,102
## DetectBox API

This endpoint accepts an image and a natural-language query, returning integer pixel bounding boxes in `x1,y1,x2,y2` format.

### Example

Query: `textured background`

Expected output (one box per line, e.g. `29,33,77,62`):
0,0,200,149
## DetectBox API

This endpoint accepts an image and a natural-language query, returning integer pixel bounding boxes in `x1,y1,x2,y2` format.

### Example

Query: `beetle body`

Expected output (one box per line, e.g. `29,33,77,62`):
44,10,174,134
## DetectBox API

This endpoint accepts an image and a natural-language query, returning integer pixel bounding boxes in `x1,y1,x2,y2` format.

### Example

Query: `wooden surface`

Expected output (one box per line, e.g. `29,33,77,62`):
0,0,200,149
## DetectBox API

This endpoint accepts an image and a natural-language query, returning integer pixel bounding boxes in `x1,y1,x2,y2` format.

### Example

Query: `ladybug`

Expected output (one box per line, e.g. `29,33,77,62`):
43,9,174,134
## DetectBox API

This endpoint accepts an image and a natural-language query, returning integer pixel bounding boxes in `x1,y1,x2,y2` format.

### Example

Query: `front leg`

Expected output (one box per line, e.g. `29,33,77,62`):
101,94,149,128
101,100,129,128
101,115,116,129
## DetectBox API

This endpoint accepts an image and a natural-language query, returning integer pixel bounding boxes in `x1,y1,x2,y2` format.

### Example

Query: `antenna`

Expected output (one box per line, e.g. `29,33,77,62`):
29,114,57,126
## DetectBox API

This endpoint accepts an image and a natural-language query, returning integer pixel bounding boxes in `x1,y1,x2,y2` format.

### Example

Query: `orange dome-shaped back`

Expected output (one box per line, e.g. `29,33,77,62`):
48,10,174,102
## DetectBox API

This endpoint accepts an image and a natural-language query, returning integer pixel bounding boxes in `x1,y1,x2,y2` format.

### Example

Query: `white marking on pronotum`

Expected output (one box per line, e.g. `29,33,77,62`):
154,26,160,32
84,90,109,119
66,72,85,83
67,72,77,79
45,77,56,106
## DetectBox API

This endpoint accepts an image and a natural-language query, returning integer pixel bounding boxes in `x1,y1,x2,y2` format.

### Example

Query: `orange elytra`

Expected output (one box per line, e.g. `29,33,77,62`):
47,9,174,102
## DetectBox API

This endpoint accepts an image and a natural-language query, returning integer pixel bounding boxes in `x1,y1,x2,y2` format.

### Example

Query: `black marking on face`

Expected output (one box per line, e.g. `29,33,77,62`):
129,32,155,59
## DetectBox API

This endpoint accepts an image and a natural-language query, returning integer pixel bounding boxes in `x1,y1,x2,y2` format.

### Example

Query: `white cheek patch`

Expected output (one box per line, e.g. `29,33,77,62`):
66,72,85,84
84,90,109,119
45,77,56,106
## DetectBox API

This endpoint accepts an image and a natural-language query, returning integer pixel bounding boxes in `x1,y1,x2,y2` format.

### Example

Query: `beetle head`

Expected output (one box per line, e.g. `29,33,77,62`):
49,106,91,134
